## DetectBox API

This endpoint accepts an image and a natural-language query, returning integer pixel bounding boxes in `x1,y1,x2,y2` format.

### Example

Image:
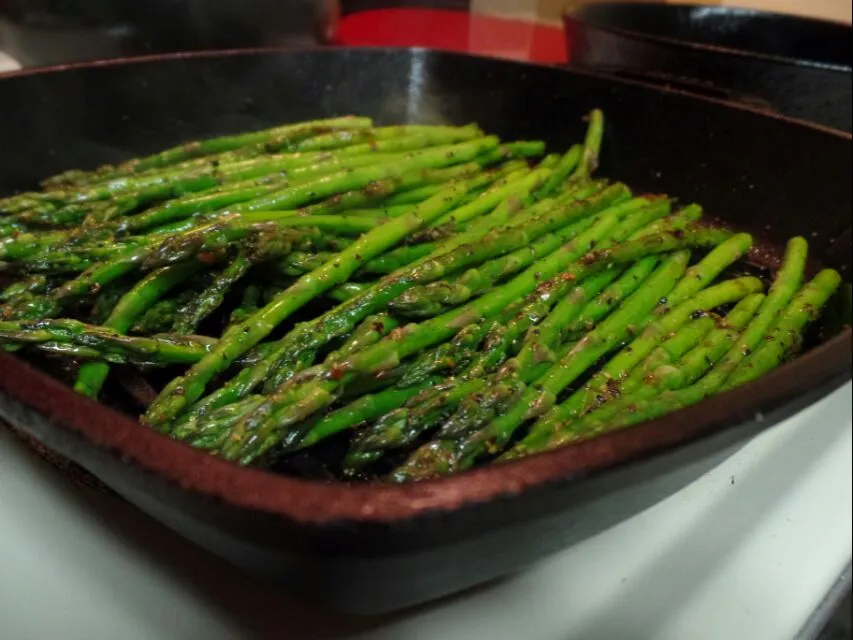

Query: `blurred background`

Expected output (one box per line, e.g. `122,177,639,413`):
0,0,850,68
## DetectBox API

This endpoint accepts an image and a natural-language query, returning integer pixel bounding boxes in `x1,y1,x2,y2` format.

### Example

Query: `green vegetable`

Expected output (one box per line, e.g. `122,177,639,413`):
0,115,839,485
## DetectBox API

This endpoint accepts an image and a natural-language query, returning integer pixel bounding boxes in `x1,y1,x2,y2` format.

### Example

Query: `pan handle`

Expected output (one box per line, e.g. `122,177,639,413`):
583,65,778,112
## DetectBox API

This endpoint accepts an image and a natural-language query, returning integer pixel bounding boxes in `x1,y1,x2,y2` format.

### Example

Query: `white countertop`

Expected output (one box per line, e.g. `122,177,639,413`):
1,383,850,640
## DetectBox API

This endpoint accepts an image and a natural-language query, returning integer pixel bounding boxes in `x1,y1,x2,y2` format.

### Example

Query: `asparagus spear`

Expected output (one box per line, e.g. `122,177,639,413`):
392,196,672,385
532,145,583,199
171,255,252,334
0,275,49,302
401,200,676,442
462,270,620,381
356,244,437,275
2,244,148,321
723,269,842,389
275,242,436,276
113,179,292,234
74,261,202,397
609,292,768,401
429,167,549,226
41,117,374,187
292,124,482,153
143,174,484,428
381,201,693,447
225,189,633,441
457,204,689,380
298,125,483,158
602,315,720,395
222,228,730,464
132,297,185,333
514,275,764,453
124,124,466,184
389,193,655,317
325,314,400,363
535,233,756,412
171,317,411,442
1,221,323,321
226,137,501,212
661,236,809,388
343,378,491,472
334,303,540,456
12,240,146,275
296,380,440,452
381,159,529,209
390,300,535,390
174,182,625,433
118,156,503,237
1,319,208,362
516,236,803,452
389,252,695,481
181,396,268,450
565,206,704,337
344,231,730,383
168,316,398,440
574,109,604,180
535,293,767,451
1,230,71,261
534,269,840,452
23,137,495,228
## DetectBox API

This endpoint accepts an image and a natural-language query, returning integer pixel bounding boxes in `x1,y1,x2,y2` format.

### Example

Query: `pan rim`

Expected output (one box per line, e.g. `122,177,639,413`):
0,47,850,526
1,332,849,525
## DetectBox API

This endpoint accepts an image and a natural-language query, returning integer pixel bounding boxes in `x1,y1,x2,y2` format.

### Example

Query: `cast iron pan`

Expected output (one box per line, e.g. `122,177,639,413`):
564,2,852,132
0,48,850,614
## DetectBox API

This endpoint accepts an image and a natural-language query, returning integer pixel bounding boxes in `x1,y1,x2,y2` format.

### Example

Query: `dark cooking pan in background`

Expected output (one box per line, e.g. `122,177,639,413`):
0,49,850,614
0,0,339,67
564,2,852,132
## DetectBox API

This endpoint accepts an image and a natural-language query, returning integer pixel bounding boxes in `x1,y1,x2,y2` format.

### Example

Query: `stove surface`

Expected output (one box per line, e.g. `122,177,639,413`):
1,384,849,640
